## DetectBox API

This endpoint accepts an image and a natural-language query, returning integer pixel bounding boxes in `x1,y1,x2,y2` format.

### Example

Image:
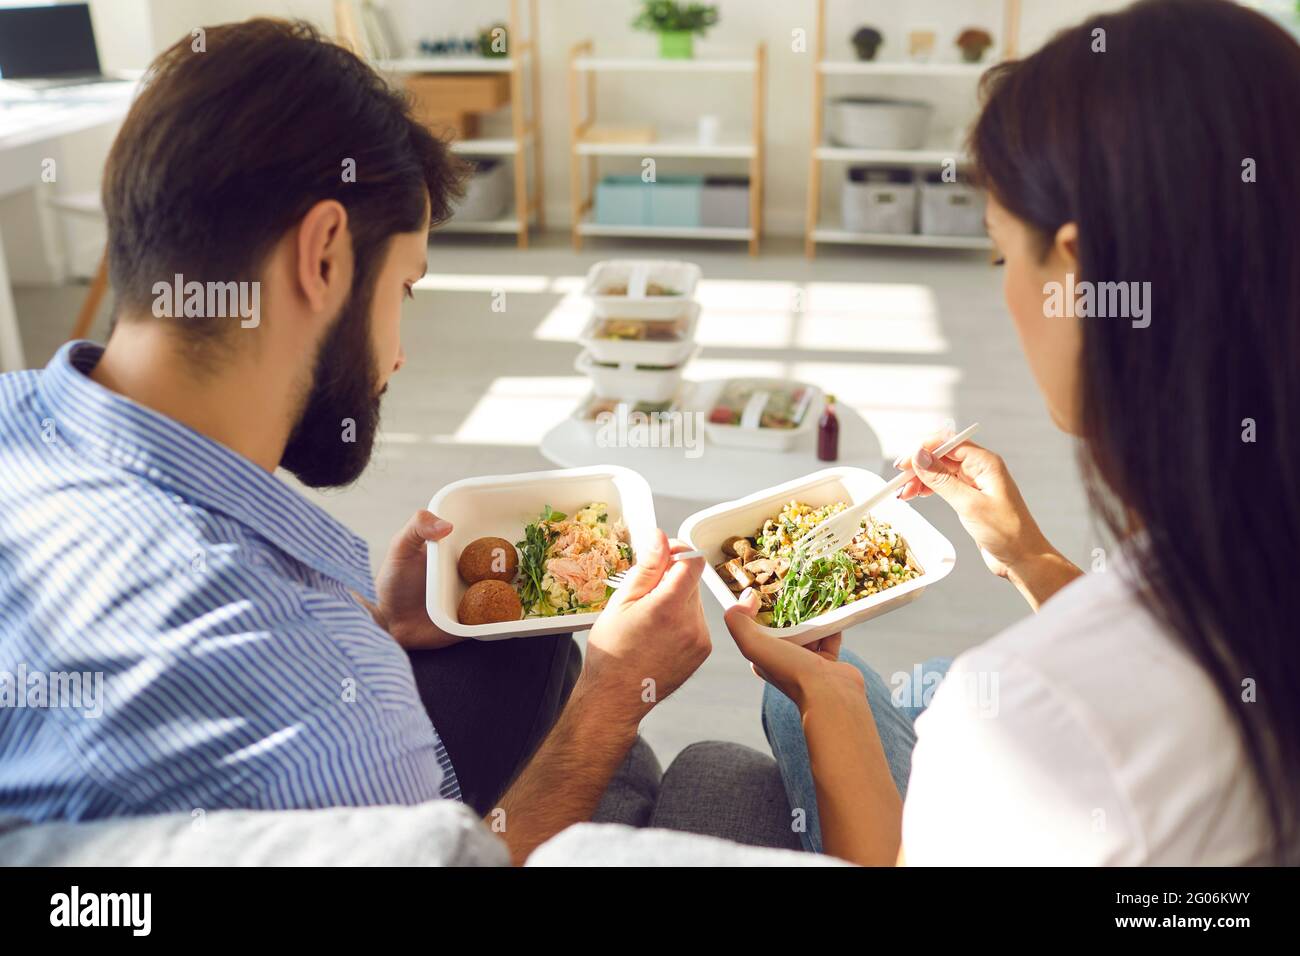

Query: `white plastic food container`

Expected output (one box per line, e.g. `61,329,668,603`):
583,259,701,319
691,378,821,451
678,467,956,645
566,389,691,446
578,302,700,367
426,465,657,640
574,345,699,403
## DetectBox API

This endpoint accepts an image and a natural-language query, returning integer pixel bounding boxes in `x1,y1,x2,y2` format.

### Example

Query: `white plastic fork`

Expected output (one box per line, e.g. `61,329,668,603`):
606,549,704,588
792,423,981,562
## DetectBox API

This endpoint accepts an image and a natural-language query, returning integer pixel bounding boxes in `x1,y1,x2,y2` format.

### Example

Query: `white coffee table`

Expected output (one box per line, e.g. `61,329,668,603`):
539,402,885,503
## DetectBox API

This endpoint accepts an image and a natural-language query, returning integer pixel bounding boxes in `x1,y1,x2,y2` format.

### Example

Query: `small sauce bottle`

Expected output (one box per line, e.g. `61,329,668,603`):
817,394,839,462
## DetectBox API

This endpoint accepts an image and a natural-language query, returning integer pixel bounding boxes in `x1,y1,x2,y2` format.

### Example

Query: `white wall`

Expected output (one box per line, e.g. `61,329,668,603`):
30,0,1143,249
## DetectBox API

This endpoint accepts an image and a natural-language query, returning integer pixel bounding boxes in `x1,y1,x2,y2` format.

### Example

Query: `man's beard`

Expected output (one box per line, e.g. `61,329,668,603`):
279,281,384,489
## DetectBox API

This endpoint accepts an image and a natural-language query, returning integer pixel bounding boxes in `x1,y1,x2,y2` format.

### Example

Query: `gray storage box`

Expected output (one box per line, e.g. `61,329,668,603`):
700,176,750,229
841,167,916,234
918,172,987,237
449,159,511,223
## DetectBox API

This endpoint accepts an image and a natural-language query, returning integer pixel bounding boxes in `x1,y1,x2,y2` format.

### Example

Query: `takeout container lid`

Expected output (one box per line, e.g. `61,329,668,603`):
578,302,701,366
678,467,956,645
426,465,657,640
690,378,821,451
575,345,699,403
583,258,701,319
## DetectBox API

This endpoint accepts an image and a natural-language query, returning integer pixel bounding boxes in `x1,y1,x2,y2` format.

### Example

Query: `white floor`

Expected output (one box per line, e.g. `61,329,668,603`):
14,232,1093,763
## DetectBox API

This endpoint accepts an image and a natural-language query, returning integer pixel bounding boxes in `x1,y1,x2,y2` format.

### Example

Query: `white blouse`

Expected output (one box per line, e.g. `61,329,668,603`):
901,551,1274,865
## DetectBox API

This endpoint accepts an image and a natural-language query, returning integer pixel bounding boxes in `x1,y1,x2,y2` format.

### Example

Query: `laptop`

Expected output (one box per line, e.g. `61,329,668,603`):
0,3,107,90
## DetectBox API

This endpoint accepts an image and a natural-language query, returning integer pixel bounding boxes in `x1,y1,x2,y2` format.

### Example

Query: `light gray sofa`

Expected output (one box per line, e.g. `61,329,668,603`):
0,739,841,866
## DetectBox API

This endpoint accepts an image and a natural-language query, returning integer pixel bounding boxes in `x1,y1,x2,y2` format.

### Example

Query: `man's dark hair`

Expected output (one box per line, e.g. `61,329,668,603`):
103,18,463,338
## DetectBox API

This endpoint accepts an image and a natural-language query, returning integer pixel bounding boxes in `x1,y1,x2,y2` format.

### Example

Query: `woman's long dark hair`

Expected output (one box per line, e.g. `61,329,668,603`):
970,0,1300,861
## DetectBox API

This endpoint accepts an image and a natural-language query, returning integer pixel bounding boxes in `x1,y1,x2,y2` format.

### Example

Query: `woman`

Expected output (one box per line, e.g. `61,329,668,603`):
727,0,1300,866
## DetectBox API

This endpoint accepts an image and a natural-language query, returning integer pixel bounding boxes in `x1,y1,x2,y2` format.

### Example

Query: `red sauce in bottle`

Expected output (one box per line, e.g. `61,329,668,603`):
817,394,839,462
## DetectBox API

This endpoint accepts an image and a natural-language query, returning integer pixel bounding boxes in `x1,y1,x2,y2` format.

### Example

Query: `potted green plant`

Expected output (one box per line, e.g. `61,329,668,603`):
632,1,719,59
851,26,883,61
956,27,994,63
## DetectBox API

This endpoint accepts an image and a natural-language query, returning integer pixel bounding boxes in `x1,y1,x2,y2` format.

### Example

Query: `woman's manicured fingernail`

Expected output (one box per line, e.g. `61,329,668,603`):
739,587,754,604
431,519,452,535
915,447,932,469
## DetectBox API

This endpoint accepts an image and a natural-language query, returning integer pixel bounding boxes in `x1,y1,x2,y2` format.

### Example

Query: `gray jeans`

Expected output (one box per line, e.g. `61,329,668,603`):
412,633,801,851
594,737,803,852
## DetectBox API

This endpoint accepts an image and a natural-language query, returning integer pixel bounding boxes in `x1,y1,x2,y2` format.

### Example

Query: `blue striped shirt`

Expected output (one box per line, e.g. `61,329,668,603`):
0,341,459,822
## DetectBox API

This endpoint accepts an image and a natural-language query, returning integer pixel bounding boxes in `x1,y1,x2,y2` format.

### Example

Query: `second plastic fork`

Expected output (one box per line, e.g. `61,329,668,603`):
793,423,981,562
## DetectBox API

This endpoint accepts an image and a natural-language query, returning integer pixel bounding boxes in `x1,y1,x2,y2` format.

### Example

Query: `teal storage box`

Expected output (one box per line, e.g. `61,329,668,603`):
595,175,649,226
647,175,703,228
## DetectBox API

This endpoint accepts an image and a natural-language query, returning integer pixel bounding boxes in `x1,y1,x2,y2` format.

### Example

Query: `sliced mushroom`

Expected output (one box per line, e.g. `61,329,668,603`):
743,557,777,576
723,559,753,591
733,538,758,562
720,536,746,558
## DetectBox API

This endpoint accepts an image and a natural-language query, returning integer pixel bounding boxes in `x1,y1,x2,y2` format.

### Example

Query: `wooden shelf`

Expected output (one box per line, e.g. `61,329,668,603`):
567,41,767,255
818,60,988,77
451,135,530,156
373,1,544,249
378,57,515,74
576,135,754,159
811,222,992,250
577,218,754,242
573,56,756,73
803,0,1020,258
815,144,971,165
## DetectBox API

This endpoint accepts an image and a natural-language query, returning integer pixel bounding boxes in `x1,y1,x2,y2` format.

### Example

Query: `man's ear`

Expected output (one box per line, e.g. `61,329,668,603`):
1052,221,1080,273
295,199,350,314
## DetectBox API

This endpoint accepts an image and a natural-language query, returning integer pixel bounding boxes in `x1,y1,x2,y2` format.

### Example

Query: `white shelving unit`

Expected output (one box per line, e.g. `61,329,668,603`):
567,42,767,255
804,0,1021,257
375,0,544,248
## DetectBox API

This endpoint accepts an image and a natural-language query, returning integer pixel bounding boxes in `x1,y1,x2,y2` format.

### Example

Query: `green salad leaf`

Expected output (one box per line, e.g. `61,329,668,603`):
769,548,859,628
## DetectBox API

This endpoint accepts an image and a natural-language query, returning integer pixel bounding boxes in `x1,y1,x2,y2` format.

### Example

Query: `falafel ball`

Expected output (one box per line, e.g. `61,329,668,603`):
457,579,523,626
457,536,519,585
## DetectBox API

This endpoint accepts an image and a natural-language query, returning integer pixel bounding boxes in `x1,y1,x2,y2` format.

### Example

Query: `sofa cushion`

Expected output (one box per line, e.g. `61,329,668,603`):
0,800,508,867
527,823,852,867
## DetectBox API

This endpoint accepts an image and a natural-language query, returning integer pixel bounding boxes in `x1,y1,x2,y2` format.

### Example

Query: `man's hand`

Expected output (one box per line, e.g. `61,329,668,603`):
491,528,710,863
363,510,463,649
579,530,711,728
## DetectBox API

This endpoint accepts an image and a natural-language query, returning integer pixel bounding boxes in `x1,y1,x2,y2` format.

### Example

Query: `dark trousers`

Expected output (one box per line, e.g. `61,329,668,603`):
408,634,580,816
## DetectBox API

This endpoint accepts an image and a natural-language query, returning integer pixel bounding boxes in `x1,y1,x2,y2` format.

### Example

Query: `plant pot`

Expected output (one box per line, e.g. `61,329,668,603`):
960,46,988,63
658,30,694,59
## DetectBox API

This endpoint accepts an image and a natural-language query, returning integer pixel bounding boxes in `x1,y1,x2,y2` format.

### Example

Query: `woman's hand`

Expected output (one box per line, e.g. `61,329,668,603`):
724,588,864,711
896,433,1082,610
726,589,902,867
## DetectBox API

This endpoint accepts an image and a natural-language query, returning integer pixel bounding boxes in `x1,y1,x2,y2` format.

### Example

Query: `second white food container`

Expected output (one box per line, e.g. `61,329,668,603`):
678,467,956,645
578,302,700,367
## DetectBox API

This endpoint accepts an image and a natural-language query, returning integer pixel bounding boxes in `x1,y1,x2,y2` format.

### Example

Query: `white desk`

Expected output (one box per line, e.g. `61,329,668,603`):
539,403,885,503
0,80,135,371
